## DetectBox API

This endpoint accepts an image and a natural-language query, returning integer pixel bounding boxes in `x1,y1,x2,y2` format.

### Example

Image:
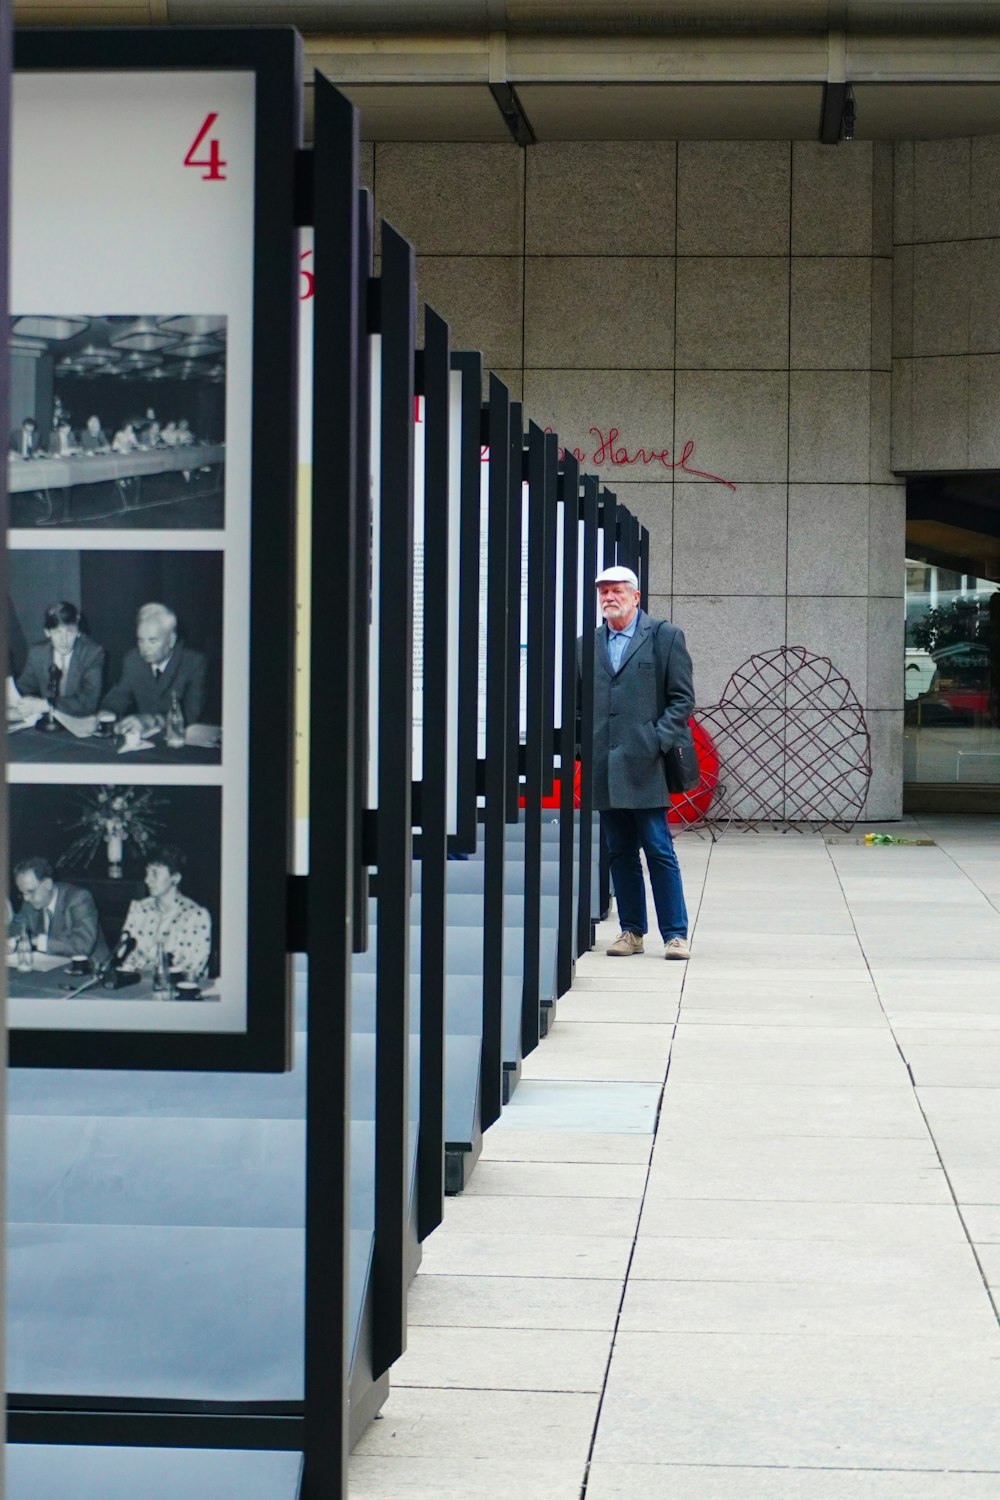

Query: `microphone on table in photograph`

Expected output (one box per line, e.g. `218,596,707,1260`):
41,662,62,733
64,930,140,997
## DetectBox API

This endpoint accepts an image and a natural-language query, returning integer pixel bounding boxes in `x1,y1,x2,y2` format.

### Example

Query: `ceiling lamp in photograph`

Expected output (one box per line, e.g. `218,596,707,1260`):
112,317,180,353
159,314,226,337
74,343,118,367
115,352,159,374
171,339,221,358
13,316,89,341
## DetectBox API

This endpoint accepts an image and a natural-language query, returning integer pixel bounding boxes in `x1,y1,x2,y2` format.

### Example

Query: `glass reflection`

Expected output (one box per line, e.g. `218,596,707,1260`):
904,559,1000,785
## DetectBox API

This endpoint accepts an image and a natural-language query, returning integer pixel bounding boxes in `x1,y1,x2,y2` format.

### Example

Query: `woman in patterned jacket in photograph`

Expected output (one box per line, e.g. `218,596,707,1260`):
118,844,212,979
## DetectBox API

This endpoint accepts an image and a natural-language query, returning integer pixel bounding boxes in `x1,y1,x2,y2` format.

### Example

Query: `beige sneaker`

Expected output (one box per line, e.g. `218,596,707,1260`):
607,930,644,957
664,937,691,961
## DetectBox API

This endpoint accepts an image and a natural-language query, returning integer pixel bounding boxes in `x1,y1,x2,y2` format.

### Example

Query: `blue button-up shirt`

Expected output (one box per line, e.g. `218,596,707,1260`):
607,609,639,673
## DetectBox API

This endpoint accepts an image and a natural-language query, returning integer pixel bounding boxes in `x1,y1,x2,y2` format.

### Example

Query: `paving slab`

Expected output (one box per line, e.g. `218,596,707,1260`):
349,1456,585,1500
462,1160,648,1199
627,1233,984,1289
352,1385,599,1460
494,1081,660,1133
895,1028,1000,1047
961,1204,1000,1241
642,1161,951,1204
443,1194,641,1240
556,991,680,1023
683,1007,886,1028
389,1325,613,1393
593,1331,1000,1469
665,1029,912,1086
572,973,685,993
520,1024,673,1082
631,1198,968,1243
480,1129,652,1165
406,1273,623,1331
648,1134,938,1175
584,1464,1000,1499
692,911,856,934
656,1082,928,1139
903,1044,1000,1087
617,1273,995,1337
417,1230,634,1281
976,1243,1000,1287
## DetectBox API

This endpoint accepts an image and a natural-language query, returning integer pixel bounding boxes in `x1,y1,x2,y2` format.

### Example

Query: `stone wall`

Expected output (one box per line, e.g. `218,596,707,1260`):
892,136,1000,473
370,139,906,818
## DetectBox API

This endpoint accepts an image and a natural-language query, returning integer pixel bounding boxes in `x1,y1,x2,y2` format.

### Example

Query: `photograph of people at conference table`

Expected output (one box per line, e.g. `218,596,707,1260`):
8,314,225,529
7,549,222,764
7,783,221,1003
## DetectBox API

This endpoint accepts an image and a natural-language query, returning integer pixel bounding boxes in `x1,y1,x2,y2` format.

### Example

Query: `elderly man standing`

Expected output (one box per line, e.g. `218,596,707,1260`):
585,564,696,961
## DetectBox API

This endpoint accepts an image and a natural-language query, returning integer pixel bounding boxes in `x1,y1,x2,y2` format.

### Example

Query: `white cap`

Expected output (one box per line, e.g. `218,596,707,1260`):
595,564,639,589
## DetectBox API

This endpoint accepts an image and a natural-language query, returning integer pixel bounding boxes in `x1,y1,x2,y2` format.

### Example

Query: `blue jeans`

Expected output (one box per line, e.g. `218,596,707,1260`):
601,808,688,943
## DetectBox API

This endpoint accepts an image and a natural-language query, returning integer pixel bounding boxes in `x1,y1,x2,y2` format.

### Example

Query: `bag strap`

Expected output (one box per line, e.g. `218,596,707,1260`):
651,619,669,719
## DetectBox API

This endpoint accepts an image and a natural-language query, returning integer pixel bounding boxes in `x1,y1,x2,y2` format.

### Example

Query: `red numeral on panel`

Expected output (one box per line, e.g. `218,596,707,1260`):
299,249,315,301
185,113,227,181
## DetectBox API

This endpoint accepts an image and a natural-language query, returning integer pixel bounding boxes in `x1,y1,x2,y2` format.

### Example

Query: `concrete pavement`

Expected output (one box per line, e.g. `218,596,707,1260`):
350,817,1000,1499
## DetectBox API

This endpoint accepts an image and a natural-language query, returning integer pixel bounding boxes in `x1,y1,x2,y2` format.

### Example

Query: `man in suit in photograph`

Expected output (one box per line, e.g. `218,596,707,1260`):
14,601,106,718
9,416,44,459
79,414,110,454
9,856,110,964
101,601,208,737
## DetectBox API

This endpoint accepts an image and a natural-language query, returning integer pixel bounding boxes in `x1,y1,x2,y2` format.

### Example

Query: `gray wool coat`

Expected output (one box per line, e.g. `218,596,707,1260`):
580,611,696,811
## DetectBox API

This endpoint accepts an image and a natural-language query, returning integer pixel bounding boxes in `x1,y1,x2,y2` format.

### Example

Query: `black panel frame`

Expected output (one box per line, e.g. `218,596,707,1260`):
10,27,301,1072
520,422,546,1058
416,305,451,1244
479,375,510,1133
576,475,599,956
556,453,580,996
449,350,485,857
302,75,360,1497
505,403,524,825
371,222,416,1380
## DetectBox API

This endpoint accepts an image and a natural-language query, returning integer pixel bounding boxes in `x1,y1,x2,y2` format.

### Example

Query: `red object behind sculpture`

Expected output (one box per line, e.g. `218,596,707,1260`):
525,718,718,817
667,720,719,825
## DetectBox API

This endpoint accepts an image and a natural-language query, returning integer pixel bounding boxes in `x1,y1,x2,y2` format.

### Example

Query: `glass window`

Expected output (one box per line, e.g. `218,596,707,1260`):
904,559,1000,785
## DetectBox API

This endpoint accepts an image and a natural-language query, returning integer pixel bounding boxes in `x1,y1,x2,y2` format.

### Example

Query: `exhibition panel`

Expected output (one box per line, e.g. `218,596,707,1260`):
8,27,301,1073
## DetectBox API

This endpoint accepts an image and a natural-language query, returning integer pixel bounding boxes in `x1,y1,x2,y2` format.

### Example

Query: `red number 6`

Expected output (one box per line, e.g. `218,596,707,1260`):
299,249,315,302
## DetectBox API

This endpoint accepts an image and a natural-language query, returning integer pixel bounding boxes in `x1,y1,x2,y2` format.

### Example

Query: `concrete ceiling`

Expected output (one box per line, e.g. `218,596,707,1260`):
14,0,1000,142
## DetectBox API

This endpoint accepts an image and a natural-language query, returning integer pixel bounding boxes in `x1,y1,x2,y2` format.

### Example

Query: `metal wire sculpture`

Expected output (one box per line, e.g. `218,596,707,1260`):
671,646,872,835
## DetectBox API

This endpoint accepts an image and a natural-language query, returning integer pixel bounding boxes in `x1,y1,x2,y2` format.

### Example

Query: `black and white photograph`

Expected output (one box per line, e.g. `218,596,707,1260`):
9,314,226,530
7,548,223,764
7,783,222,1003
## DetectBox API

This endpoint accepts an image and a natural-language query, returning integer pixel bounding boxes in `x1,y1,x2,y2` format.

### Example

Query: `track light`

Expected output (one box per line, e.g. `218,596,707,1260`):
842,84,856,143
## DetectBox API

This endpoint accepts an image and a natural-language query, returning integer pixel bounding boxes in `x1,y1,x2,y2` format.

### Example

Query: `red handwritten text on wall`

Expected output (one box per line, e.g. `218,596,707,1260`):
547,428,736,491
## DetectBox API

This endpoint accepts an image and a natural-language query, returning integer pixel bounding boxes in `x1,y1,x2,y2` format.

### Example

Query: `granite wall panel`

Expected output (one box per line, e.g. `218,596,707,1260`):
372,136,906,819
892,133,1000,475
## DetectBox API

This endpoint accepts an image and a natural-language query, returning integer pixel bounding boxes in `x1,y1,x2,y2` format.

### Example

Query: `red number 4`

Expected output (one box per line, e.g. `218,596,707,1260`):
185,113,227,181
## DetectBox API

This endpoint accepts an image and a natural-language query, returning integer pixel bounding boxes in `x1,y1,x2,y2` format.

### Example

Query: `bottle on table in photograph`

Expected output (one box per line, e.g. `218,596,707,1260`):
165,691,186,750
16,931,33,973
152,941,171,999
